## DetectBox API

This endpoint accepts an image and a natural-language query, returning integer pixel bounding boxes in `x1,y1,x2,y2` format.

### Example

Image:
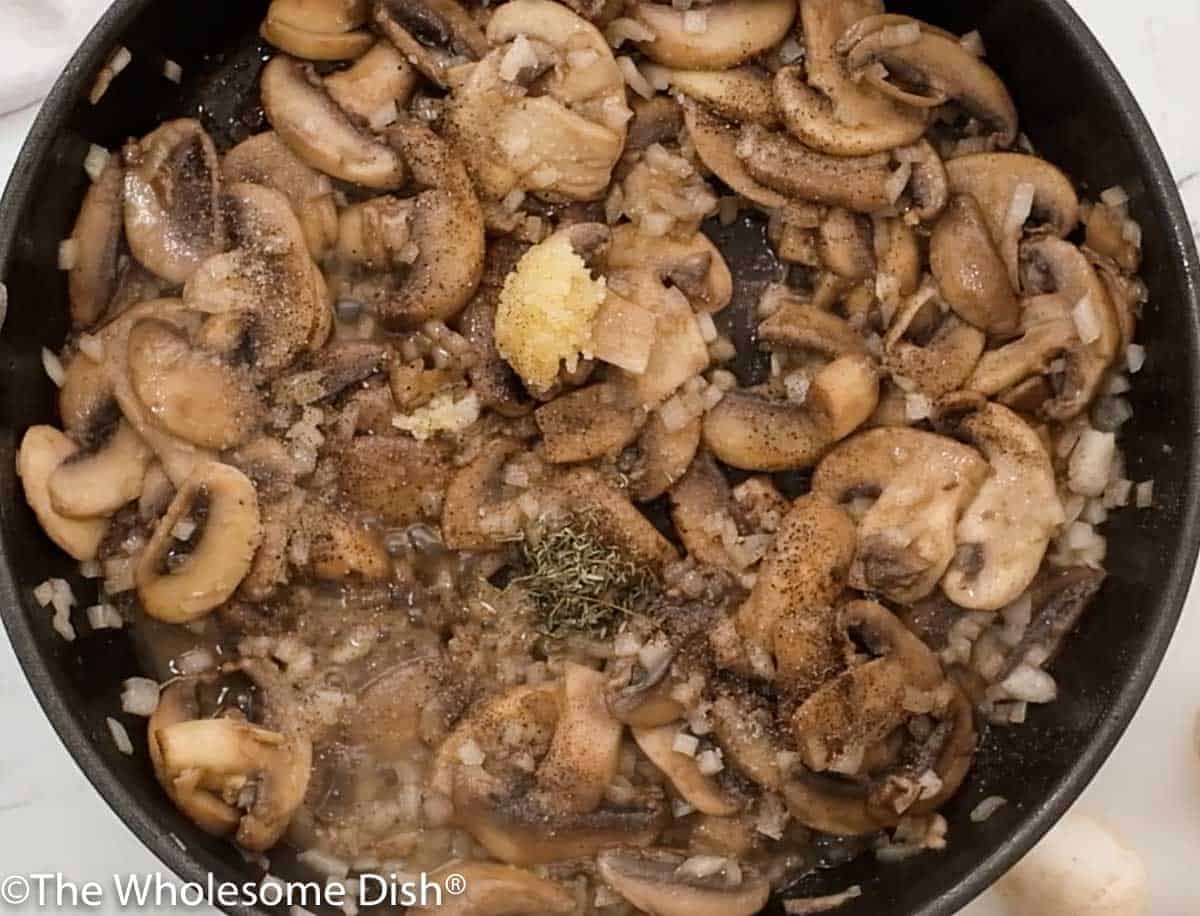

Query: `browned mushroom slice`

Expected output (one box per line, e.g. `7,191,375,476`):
547,468,678,565
813,427,989,604
324,40,419,123
965,293,1078,404
149,677,311,851
338,434,452,526
656,66,779,126
16,426,109,560
597,848,770,916
732,493,856,687
1019,236,1121,419
790,600,942,772
816,207,875,281
606,224,733,315
222,132,339,261
624,410,702,503
342,118,485,329
773,0,928,157
883,283,986,398
185,183,329,377
995,566,1106,682
758,292,869,358
135,461,263,622
123,119,226,284
441,437,527,550
298,500,392,580
261,0,373,60
68,157,124,328
373,0,488,87
629,0,795,69
47,419,153,519
682,100,796,213
633,725,743,817
261,55,408,189
230,437,301,601
931,193,1020,333
935,396,1064,610
127,319,264,450
945,152,1079,283
839,16,1018,147
413,864,575,916
535,382,647,464
703,354,878,471
737,125,919,215
668,451,740,571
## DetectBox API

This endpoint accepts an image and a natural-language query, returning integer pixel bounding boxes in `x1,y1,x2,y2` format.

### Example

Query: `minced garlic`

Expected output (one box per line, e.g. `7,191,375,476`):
495,235,607,394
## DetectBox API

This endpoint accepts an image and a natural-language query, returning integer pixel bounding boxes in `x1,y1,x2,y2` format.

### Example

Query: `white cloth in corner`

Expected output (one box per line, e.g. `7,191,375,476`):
0,0,113,115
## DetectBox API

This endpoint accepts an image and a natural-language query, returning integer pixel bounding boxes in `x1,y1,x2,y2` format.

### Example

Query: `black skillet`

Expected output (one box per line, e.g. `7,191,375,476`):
0,1,1198,913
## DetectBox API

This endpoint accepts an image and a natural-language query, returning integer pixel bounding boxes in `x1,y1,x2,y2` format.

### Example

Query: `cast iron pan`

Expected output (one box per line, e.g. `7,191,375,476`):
0,1,1197,913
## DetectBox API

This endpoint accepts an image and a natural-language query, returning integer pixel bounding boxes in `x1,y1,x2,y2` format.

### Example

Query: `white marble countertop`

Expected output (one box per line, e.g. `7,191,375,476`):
0,1,1197,914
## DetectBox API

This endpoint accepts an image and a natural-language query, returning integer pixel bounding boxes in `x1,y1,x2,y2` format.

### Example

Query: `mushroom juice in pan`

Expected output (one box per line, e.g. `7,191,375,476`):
17,0,1153,911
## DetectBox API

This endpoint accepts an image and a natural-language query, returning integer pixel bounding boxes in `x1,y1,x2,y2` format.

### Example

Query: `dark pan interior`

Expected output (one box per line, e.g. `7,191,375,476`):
0,1,1197,914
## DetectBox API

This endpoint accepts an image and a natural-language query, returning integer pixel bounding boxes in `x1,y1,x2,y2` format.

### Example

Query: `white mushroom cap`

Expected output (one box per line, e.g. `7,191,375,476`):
996,811,1148,916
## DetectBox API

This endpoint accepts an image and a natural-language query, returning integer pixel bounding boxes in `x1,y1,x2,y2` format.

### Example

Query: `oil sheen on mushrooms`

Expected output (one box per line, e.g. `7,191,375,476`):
22,0,1151,911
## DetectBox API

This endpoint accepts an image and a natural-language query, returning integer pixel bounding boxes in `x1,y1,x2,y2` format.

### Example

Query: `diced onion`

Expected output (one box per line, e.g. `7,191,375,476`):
905,392,932,421
1125,343,1146,373
884,162,912,204
959,30,986,57
618,56,655,100
83,144,110,182
672,731,699,757
176,647,215,675
121,677,160,716
1068,429,1116,497
163,59,183,83
457,738,486,766
682,10,708,33
368,100,399,131
107,717,134,755
696,748,724,775
605,17,656,47
784,372,810,404
499,34,539,82
1072,294,1102,344
58,238,79,270
1000,664,1057,703
970,796,1008,823
87,603,123,630
696,311,718,343
1135,479,1154,508
1100,185,1129,208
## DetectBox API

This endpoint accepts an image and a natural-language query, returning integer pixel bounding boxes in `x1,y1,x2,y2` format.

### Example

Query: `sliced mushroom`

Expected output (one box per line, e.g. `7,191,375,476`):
185,182,329,376
230,437,301,601
596,847,770,916
149,677,311,851
607,224,733,315
965,293,1078,404
813,427,989,603
16,427,109,560
445,0,630,203
995,565,1105,682
123,119,226,284
135,461,264,622
773,0,927,157
298,499,391,580
653,66,779,126
936,397,1064,610
47,419,153,519
682,100,795,212
733,493,857,688
758,291,869,358
931,193,1019,333
441,437,527,550
703,354,878,471
325,40,419,122
340,118,485,328
1019,236,1121,419
222,132,339,261
261,0,374,60
68,157,124,328
817,207,875,281
127,319,265,450
945,152,1079,283
338,433,452,526
373,0,488,87
414,863,575,916
260,55,407,189
536,382,647,464
547,468,678,565
638,725,739,821
629,0,795,70
624,411,702,502
434,675,665,865
839,16,1018,147
883,283,986,397
790,600,942,772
